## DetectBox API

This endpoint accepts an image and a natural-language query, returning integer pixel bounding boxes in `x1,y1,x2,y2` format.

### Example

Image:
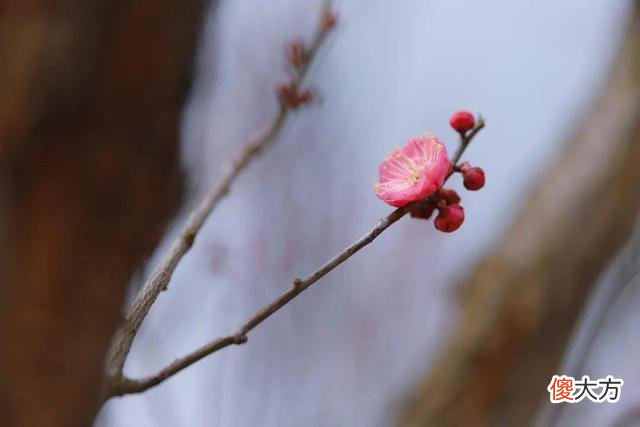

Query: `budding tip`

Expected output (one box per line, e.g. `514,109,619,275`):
449,110,476,133
322,10,338,29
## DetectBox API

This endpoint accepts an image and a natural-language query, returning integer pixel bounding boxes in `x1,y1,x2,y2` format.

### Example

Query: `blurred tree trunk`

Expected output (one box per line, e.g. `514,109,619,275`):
0,1,207,425
402,3,640,426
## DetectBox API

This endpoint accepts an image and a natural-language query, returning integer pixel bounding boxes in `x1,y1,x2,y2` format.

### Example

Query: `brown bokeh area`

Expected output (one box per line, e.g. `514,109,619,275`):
0,1,207,425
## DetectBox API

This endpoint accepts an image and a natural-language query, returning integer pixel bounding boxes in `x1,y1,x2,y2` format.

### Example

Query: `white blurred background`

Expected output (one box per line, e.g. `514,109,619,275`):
97,1,636,425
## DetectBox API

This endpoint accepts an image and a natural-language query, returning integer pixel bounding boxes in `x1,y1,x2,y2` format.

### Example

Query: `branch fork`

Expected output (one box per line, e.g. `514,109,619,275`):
102,1,486,401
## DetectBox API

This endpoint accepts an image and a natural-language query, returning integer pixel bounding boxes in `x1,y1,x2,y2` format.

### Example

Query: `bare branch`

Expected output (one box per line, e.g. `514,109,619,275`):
104,1,336,387
107,207,407,396
105,120,486,397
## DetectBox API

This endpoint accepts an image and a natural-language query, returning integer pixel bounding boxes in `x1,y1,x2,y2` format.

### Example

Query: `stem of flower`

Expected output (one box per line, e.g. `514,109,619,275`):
103,117,486,398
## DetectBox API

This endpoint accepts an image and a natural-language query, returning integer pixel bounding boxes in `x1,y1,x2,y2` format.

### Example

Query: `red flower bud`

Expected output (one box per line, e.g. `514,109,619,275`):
463,167,485,191
276,83,312,109
449,111,475,133
322,10,337,30
434,204,465,233
276,83,292,103
287,39,307,69
438,188,461,205
410,203,435,220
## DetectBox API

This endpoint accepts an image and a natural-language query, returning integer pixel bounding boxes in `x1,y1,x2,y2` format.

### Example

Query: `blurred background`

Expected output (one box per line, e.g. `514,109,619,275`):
2,0,639,426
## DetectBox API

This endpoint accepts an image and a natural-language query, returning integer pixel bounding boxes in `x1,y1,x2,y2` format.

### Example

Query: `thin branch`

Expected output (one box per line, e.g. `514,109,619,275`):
105,120,486,397
451,115,485,166
104,1,336,386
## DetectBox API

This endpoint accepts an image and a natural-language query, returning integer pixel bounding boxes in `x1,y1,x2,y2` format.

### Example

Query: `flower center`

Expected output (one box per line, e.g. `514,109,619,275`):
406,168,420,185
400,157,421,185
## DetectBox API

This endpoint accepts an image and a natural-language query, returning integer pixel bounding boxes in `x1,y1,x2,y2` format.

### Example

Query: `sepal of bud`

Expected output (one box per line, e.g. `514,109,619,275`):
410,203,435,220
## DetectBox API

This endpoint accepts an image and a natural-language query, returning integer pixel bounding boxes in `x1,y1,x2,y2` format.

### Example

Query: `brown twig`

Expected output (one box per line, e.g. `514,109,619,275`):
104,0,336,393
451,116,485,166
105,120,486,397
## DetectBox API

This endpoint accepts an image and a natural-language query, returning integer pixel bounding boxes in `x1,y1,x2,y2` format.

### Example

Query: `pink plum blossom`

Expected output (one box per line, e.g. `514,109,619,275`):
374,134,451,207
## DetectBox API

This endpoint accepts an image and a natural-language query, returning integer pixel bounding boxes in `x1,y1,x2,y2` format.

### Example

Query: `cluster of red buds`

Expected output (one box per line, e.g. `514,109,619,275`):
276,38,314,109
410,188,465,233
275,9,337,110
276,82,313,109
286,38,308,70
322,10,338,30
276,36,314,109
407,110,486,233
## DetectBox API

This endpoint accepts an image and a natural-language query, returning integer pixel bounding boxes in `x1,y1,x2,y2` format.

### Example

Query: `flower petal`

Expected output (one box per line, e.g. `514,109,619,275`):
374,133,451,207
